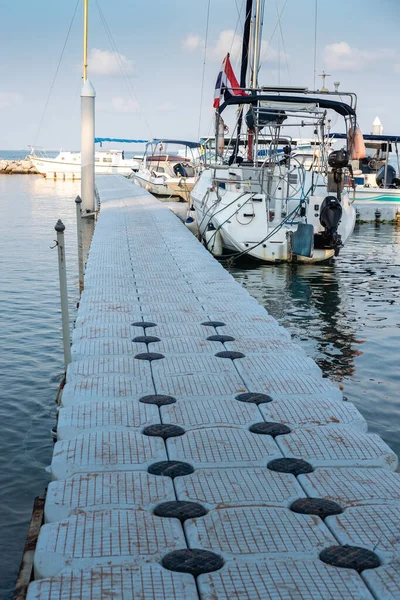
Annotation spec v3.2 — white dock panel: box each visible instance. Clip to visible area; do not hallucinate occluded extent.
[160,397,261,429]
[167,428,281,468]
[185,506,336,559]
[50,431,167,479]
[298,468,400,507]
[198,559,374,600]
[174,468,305,508]
[56,400,160,440]
[45,472,175,522]
[34,510,186,578]
[276,427,398,470]
[326,505,400,562]
[61,373,154,406]
[259,396,368,431]
[27,566,198,600]
[235,353,322,376]
[363,565,400,600]
[241,372,343,401]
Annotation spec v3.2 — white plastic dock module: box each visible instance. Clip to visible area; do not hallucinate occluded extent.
[27,176,400,600]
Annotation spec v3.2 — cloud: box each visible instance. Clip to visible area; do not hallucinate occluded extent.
[111,96,139,112]
[182,29,282,64]
[157,102,176,112]
[323,42,396,72]
[182,34,202,52]
[88,48,134,76]
[0,92,22,109]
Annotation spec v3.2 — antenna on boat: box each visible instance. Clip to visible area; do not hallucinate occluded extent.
[83,0,88,81]
[319,71,330,92]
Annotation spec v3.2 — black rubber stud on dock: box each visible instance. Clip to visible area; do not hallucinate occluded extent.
[162,549,224,576]
[207,335,235,342]
[132,321,157,329]
[267,458,314,476]
[154,501,208,522]
[215,351,245,359]
[132,335,161,344]
[236,392,273,405]
[290,498,343,518]
[143,424,185,439]
[139,395,176,406]
[134,352,165,361]
[148,461,194,478]
[319,545,381,572]
[249,422,291,437]
[201,321,226,327]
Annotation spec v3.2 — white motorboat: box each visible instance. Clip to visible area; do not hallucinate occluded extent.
[331,133,400,221]
[29,143,143,180]
[131,139,200,202]
[191,0,356,263]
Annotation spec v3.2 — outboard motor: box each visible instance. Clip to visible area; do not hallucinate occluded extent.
[327,149,350,201]
[315,196,343,255]
[376,164,399,188]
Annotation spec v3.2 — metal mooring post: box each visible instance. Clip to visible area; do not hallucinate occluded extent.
[55,220,71,368]
[75,195,84,293]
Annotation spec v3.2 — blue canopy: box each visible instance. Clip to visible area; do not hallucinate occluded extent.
[95,138,148,145]
[331,134,400,143]
[147,139,201,149]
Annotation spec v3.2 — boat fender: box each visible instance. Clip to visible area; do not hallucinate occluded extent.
[348,127,366,160]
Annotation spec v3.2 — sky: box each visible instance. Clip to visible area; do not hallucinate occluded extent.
[0,0,399,150]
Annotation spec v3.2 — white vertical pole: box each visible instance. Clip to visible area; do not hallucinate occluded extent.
[81,79,96,213]
[75,195,84,293]
[55,220,71,368]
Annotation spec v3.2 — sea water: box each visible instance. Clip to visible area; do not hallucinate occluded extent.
[0,175,399,597]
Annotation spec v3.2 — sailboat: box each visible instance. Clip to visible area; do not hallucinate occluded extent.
[191,0,357,263]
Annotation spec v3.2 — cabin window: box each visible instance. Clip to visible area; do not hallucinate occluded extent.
[95,158,100,162]
[103,158,112,163]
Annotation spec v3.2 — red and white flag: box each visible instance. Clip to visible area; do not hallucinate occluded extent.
[213,54,247,109]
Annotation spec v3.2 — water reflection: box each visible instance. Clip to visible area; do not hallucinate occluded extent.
[228,224,400,455]
[229,260,361,382]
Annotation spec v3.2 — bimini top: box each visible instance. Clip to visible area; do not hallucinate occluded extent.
[219,94,356,118]
[95,138,148,144]
[331,133,400,143]
[147,139,201,149]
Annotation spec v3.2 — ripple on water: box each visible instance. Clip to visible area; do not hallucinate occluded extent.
[0,176,79,599]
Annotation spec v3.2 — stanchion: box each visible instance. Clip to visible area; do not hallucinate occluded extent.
[54,220,71,368]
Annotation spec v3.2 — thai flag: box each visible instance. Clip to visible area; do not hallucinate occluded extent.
[213,54,247,109]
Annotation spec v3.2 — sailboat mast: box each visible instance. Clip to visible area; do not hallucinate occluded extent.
[83,0,88,81]
[240,0,253,88]
[251,0,262,88]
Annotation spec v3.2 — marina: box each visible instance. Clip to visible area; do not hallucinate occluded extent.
[1,174,397,599]
[1,0,400,598]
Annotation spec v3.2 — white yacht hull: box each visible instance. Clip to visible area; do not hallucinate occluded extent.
[192,167,355,264]
[133,171,196,201]
[30,155,139,179]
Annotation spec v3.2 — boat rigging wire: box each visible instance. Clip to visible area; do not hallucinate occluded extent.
[34,0,80,146]
[275,0,291,84]
[94,0,153,138]
[197,0,211,141]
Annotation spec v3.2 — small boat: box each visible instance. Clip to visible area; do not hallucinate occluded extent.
[131,139,200,202]
[29,138,145,179]
[191,0,357,263]
[331,132,400,222]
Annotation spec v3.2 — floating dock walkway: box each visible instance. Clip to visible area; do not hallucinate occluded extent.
[26,176,399,599]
